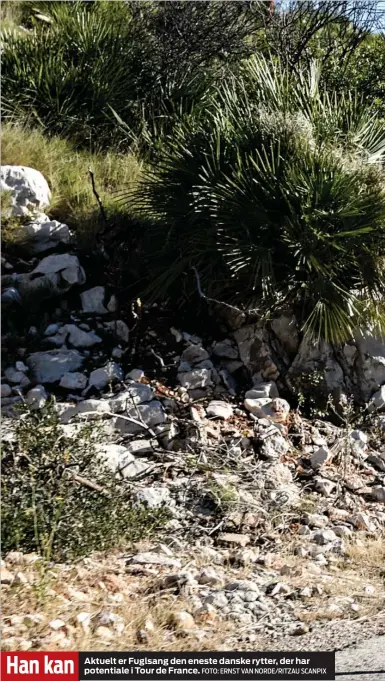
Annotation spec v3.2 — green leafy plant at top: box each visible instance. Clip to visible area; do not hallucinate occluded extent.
[1,402,170,562]
[129,56,385,344]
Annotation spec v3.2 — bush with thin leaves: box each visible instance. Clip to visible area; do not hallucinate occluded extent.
[1,403,170,562]
[1,1,148,148]
[130,57,385,343]
[1,0,265,152]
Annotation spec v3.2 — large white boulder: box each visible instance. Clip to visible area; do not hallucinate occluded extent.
[1,166,51,216]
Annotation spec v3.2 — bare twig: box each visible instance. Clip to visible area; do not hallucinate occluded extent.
[74,410,158,438]
[89,167,108,226]
[192,266,245,315]
[150,348,166,369]
[67,471,109,496]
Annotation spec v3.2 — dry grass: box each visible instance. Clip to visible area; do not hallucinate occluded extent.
[0,0,27,33]
[273,533,385,625]
[3,537,384,652]
[1,123,142,247]
[344,536,385,571]
[2,550,232,652]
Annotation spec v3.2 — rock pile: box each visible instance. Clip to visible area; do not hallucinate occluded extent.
[2,166,385,651]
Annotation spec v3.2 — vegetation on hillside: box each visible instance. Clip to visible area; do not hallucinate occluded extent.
[1,0,385,342]
[1,404,170,561]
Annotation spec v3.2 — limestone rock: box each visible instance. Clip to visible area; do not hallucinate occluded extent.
[367,453,385,472]
[110,384,154,409]
[246,382,279,399]
[4,367,28,385]
[129,553,181,568]
[114,401,165,434]
[270,314,300,356]
[310,446,331,469]
[89,362,123,390]
[178,368,212,390]
[370,486,385,503]
[350,430,368,447]
[32,253,85,282]
[64,324,102,348]
[170,611,196,632]
[104,320,129,343]
[98,444,151,479]
[12,254,86,300]
[212,340,239,359]
[44,324,60,336]
[370,385,385,412]
[245,397,290,423]
[314,477,336,496]
[288,337,346,395]
[1,384,12,398]
[126,369,145,382]
[197,568,223,587]
[16,214,71,254]
[260,432,290,460]
[80,287,107,314]
[233,323,279,382]
[27,350,83,383]
[26,385,47,409]
[348,512,377,531]
[206,400,233,420]
[312,529,337,545]
[126,440,155,455]
[181,345,209,365]
[59,399,111,423]
[1,166,51,216]
[59,372,88,390]
[217,533,250,547]
[355,332,385,398]
[135,487,171,508]
[1,568,14,584]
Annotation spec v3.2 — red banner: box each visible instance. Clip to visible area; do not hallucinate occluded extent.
[1,652,79,681]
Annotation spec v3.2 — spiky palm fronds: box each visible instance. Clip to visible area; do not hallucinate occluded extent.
[129,57,385,342]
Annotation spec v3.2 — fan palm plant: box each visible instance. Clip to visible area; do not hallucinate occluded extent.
[1,1,151,148]
[130,56,385,343]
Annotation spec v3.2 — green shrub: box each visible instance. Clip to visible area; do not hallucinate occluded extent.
[1,1,265,152]
[130,57,385,343]
[1,403,170,562]
[323,33,385,121]
[1,1,147,148]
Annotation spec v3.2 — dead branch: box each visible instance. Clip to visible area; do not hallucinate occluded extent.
[89,167,108,226]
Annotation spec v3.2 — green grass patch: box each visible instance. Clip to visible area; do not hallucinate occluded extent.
[1,123,142,247]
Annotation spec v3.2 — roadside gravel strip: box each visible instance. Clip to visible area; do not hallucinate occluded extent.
[335,636,385,681]
[263,636,385,680]
[237,613,385,680]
